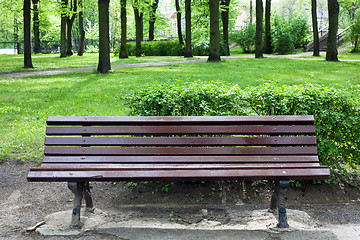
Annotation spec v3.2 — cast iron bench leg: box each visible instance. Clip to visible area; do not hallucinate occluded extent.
[276,180,290,228]
[68,182,85,229]
[84,182,95,212]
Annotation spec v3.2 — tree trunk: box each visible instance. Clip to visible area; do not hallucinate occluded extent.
[250,0,253,25]
[148,0,159,41]
[97,0,111,73]
[66,0,77,56]
[255,0,263,58]
[119,0,128,58]
[32,0,41,54]
[208,0,221,61]
[134,7,143,57]
[264,0,271,54]
[78,0,85,56]
[220,0,230,56]
[24,0,33,68]
[326,0,339,61]
[312,0,319,56]
[60,0,68,57]
[184,0,192,57]
[175,0,184,45]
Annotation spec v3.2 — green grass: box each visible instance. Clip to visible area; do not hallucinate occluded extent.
[0,53,195,74]
[1,57,360,162]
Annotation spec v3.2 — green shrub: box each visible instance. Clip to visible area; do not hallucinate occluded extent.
[271,14,293,54]
[230,24,256,53]
[121,82,360,183]
[121,81,245,116]
[289,15,309,48]
[271,14,309,54]
[243,83,360,183]
[114,40,184,56]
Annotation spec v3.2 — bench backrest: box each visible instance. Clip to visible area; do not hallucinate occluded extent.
[44,115,318,161]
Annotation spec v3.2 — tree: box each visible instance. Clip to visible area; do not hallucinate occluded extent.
[60,0,68,57]
[311,0,320,56]
[349,9,360,52]
[119,0,128,58]
[78,0,85,56]
[133,0,144,57]
[97,0,111,73]
[66,0,78,56]
[175,0,184,45]
[148,0,159,41]
[220,0,231,56]
[208,0,221,61]
[184,0,192,57]
[24,0,33,68]
[32,0,41,53]
[250,0,253,24]
[255,0,263,58]
[326,0,339,61]
[264,0,271,54]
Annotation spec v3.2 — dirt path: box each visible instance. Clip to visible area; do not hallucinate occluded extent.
[1,160,360,239]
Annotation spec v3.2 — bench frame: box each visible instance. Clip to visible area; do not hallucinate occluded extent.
[27,115,330,229]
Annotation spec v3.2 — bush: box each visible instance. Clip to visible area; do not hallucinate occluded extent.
[121,81,245,116]
[271,15,294,54]
[271,14,309,54]
[243,83,360,183]
[230,24,256,53]
[114,40,184,56]
[121,82,360,183]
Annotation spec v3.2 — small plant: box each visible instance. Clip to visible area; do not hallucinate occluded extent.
[169,211,182,222]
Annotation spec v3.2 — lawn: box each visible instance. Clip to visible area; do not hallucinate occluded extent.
[0,53,196,74]
[1,56,360,161]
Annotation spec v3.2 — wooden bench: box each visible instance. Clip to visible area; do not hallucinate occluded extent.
[27,115,330,229]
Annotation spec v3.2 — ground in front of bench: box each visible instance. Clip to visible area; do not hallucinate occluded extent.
[34,206,319,235]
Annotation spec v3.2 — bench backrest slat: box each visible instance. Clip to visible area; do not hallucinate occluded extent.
[47,115,315,125]
[45,136,317,146]
[46,125,316,135]
[42,155,320,164]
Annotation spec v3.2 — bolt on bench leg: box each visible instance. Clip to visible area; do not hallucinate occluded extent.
[68,182,96,229]
[270,180,290,228]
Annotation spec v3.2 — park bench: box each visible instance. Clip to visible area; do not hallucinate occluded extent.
[27,115,330,229]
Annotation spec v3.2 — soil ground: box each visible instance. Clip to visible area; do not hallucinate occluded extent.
[1,160,360,239]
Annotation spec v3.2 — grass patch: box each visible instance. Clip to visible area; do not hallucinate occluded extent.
[1,57,360,161]
[0,53,195,74]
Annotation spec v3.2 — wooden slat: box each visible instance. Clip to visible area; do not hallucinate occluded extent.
[44,146,318,156]
[45,136,317,146]
[46,125,316,135]
[27,167,330,182]
[42,155,320,164]
[34,163,322,171]
[47,115,315,126]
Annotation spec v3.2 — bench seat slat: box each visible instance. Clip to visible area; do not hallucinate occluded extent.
[46,125,316,135]
[33,163,322,171]
[42,155,320,164]
[44,146,318,156]
[45,136,317,146]
[27,167,330,182]
[47,115,315,126]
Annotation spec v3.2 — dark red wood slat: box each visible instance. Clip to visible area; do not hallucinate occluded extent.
[27,167,330,182]
[47,115,315,126]
[42,155,320,164]
[45,136,317,146]
[46,125,317,135]
[34,163,322,171]
[44,146,318,156]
